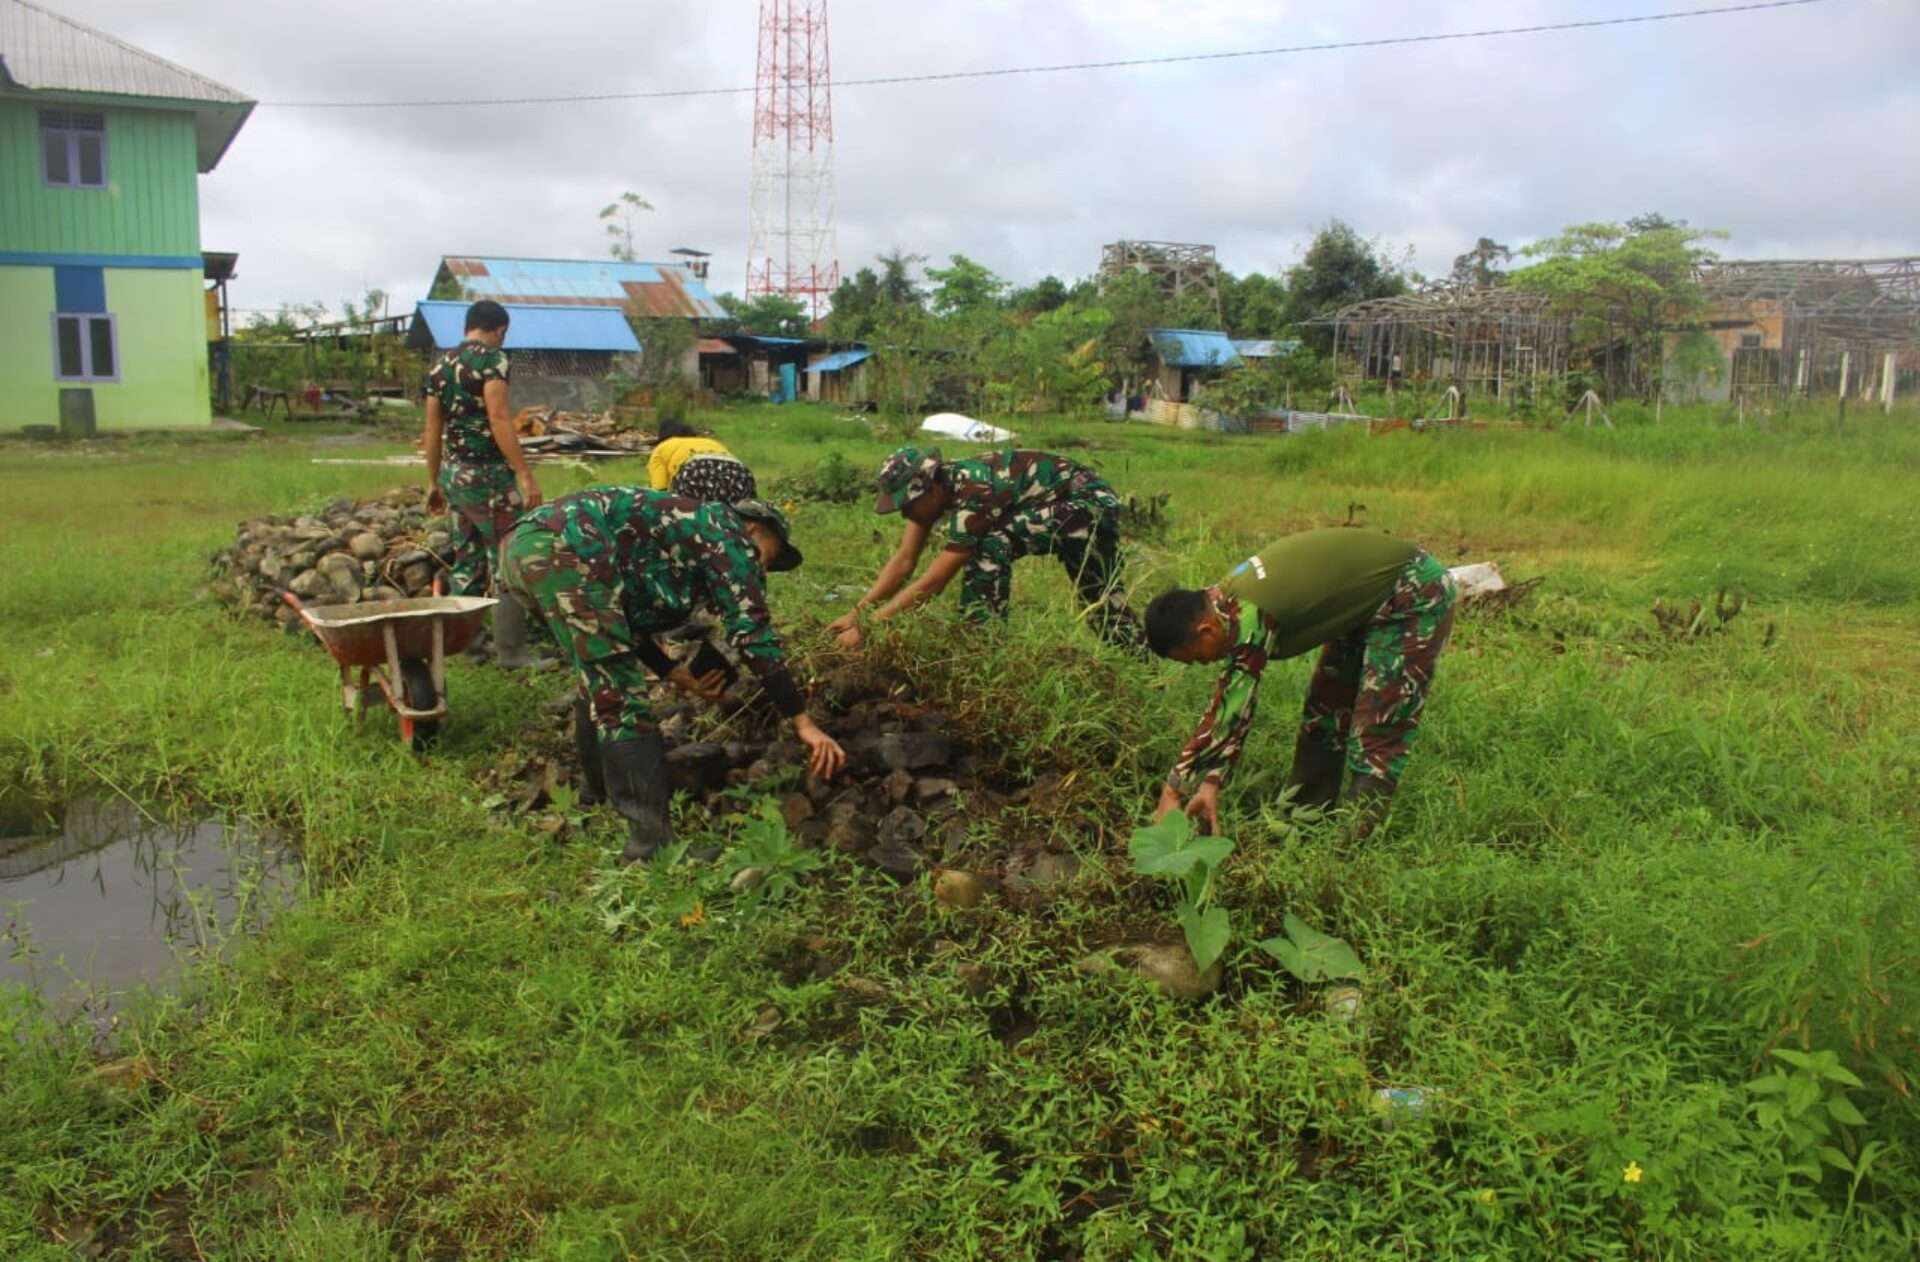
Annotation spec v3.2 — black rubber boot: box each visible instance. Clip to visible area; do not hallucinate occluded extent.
[573,698,606,807]
[1285,735,1346,812]
[603,731,674,865]
[1343,774,1397,843]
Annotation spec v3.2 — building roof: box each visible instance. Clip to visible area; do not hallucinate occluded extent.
[1150,328,1241,368]
[1232,338,1300,359]
[809,348,872,373]
[0,0,254,171]
[407,301,642,353]
[434,256,727,320]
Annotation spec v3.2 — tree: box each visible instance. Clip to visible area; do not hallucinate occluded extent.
[1449,238,1511,289]
[1010,275,1069,315]
[825,251,928,341]
[599,191,654,262]
[926,254,1006,318]
[1092,269,1170,398]
[1220,271,1289,338]
[1283,220,1411,349]
[1509,220,1725,402]
[875,249,927,308]
[1625,212,1689,236]
[718,292,811,338]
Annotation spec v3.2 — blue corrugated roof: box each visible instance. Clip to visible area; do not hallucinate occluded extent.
[1150,328,1240,368]
[411,301,641,352]
[436,255,729,319]
[810,348,872,373]
[1232,338,1302,359]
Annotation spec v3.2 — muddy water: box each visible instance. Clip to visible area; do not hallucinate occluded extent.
[0,795,298,1017]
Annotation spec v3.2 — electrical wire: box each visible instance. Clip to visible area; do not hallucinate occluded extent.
[263,0,1830,109]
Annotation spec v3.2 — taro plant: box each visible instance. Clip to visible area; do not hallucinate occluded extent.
[1257,913,1365,984]
[724,798,823,905]
[1128,811,1234,971]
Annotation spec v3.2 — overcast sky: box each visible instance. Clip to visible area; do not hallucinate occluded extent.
[46,0,1920,318]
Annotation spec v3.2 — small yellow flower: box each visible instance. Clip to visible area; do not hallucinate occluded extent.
[678,902,707,928]
[1476,1188,1496,1205]
[1623,1161,1644,1184]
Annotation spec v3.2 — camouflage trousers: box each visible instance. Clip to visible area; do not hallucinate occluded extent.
[959,496,1142,647]
[498,525,654,745]
[1299,550,1457,787]
[439,461,522,597]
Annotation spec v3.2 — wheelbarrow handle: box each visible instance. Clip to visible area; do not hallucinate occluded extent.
[280,588,325,634]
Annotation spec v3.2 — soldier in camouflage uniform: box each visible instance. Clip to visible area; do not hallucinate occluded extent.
[1144,528,1458,841]
[826,446,1142,649]
[422,299,546,667]
[500,488,845,863]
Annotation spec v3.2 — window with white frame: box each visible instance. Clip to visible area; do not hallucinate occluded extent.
[40,110,107,188]
[53,314,118,382]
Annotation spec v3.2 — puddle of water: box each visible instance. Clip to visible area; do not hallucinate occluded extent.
[0,795,299,1020]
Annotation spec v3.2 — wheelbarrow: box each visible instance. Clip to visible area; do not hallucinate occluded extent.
[282,591,496,749]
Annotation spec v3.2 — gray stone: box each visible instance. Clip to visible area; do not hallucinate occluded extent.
[1120,944,1223,1000]
[779,792,815,830]
[317,552,363,601]
[876,806,927,847]
[825,801,869,853]
[884,768,915,804]
[349,532,385,561]
[1010,850,1082,891]
[287,568,328,598]
[913,777,959,805]
[730,866,769,894]
[879,731,951,771]
[866,838,929,879]
[954,962,993,997]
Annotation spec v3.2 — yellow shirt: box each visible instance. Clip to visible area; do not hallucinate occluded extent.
[647,436,732,490]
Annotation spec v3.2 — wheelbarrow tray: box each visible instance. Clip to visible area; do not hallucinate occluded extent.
[297,596,496,667]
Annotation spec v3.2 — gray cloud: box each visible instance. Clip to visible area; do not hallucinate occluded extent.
[46,0,1920,315]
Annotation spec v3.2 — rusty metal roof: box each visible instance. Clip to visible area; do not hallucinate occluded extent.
[0,0,254,170]
[434,256,727,320]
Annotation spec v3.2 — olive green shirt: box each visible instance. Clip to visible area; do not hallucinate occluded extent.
[1219,529,1418,661]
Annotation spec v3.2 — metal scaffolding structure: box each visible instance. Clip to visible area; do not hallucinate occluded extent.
[1098,240,1221,314]
[1315,258,1920,406]
[746,0,839,318]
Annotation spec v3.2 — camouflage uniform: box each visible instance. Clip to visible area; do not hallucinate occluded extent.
[498,487,806,744]
[1168,549,1457,792]
[426,341,518,596]
[876,446,1141,646]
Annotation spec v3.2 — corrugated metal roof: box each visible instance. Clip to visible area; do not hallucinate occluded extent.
[1150,328,1241,368]
[409,301,641,353]
[809,349,872,373]
[0,0,254,171]
[435,256,728,320]
[1232,339,1302,359]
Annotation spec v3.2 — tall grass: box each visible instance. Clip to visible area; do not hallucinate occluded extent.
[1,410,1916,1259]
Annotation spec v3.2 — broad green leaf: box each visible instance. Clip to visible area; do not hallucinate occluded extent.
[1753,1101,1783,1129]
[1256,913,1366,983]
[1744,1075,1789,1095]
[1129,814,1235,878]
[1181,905,1231,972]
[1827,1095,1868,1128]
[1818,1063,1866,1089]
[1818,1145,1855,1173]
[1785,1075,1821,1118]
[1771,1048,1815,1070]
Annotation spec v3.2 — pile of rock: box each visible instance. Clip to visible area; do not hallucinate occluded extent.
[207,489,451,631]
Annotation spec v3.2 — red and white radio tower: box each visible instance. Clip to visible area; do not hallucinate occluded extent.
[746,0,838,318]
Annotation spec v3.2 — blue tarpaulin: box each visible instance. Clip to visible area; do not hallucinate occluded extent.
[809,348,872,373]
[410,301,641,352]
[1150,328,1241,368]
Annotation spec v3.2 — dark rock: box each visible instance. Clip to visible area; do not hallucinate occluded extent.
[825,801,869,853]
[1008,850,1082,892]
[723,741,761,768]
[867,839,929,880]
[666,742,729,793]
[349,531,385,561]
[879,731,951,771]
[779,792,815,830]
[876,806,926,847]
[884,768,915,804]
[954,962,993,997]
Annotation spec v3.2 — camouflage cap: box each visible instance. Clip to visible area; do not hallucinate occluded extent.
[730,499,803,573]
[873,446,944,514]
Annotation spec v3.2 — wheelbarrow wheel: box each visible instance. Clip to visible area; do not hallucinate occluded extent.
[397,657,441,751]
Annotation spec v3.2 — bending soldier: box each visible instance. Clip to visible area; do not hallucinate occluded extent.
[1146,529,1458,841]
[501,489,845,863]
[827,446,1141,649]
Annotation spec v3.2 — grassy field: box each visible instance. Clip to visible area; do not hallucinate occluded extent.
[2,403,1918,1259]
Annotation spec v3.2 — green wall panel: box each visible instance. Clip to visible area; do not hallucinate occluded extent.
[0,98,201,257]
[0,265,209,430]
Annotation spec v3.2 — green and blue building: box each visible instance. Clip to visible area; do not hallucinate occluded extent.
[1,0,252,430]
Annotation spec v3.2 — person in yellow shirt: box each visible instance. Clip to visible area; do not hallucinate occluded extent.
[647,418,758,502]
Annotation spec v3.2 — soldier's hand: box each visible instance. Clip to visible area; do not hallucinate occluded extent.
[793,715,846,780]
[833,624,864,651]
[1184,782,1221,836]
[825,612,857,636]
[669,664,728,701]
[517,470,544,510]
[425,485,447,515]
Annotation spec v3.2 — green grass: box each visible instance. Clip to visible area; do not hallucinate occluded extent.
[2,405,1918,1259]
